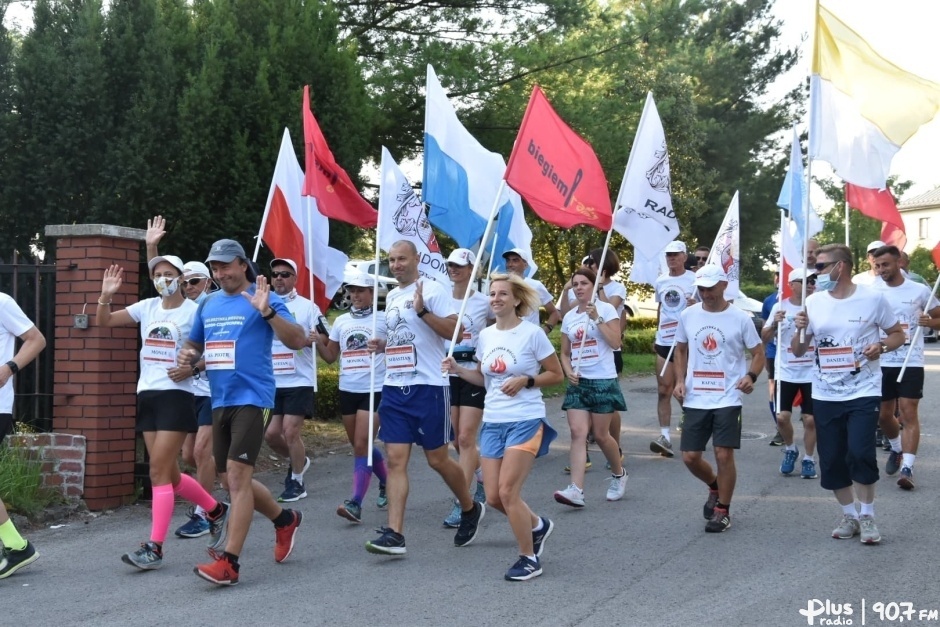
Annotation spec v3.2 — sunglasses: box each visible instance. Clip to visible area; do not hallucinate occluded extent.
[814,261,839,272]
[792,279,817,285]
[271,271,295,279]
[665,252,682,257]
[184,277,206,286]
[446,263,468,269]
[694,256,708,262]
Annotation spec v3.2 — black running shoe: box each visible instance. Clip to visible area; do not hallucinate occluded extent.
[705,508,731,533]
[454,502,485,547]
[703,490,719,520]
[0,540,39,579]
[365,527,406,555]
[532,517,554,558]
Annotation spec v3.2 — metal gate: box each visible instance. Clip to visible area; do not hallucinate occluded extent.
[0,251,55,432]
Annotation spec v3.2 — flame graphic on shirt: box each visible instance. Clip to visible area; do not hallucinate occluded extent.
[702,333,718,351]
[575,326,585,341]
[489,356,507,374]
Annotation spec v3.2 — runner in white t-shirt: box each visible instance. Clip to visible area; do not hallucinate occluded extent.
[762,268,818,479]
[322,273,389,523]
[792,244,904,545]
[871,245,940,490]
[502,248,560,332]
[443,272,563,581]
[263,258,328,503]
[554,268,627,508]
[673,265,764,534]
[365,240,483,556]
[0,291,46,580]
[851,240,886,286]
[651,240,697,458]
[441,248,493,527]
[98,252,228,571]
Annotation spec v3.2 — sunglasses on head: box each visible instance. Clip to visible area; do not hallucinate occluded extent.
[271,271,294,279]
[184,277,206,286]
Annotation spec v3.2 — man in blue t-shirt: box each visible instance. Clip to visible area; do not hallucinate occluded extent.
[180,239,307,586]
[762,271,783,446]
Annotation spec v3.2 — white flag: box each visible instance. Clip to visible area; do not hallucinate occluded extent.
[613,92,680,259]
[378,147,449,284]
[628,247,668,286]
[706,191,741,300]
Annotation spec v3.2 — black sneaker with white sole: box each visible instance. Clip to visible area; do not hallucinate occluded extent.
[454,502,485,547]
[505,555,542,581]
[365,527,406,556]
[532,517,554,558]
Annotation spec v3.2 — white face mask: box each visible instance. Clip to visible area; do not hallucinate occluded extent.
[814,262,840,292]
[154,276,180,298]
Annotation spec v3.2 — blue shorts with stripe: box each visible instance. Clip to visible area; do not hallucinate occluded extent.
[379,384,453,449]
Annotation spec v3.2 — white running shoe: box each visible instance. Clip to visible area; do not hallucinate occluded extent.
[553,484,585,508]
[606,471,628,501]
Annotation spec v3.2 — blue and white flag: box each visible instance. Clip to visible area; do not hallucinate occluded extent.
[777,126,823,238]
[423,64,535,275]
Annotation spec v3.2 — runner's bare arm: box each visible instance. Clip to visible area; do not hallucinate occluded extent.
[790,310,812,357]
[672,341,688,402]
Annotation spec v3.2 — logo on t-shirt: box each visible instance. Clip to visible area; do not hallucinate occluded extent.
[662,288,683,311]
[345,332,369,351]
[489,356,507,374]
[693,326,724,359]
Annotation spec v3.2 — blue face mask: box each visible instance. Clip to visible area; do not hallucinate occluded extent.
[194,291,209,304]
[815,262,841,291]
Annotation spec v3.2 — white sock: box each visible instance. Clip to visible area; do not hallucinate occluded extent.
[532,518,544,532]
[291,472,304,483]
[660,427,670,441]
[859,502,874,517]
[524,554,537,562]
[194,505,206,517]
[803,455,814,462]
[889,436,902,453]
[842,503,859,519]
[902,453,915,469]
[785,444,797,452]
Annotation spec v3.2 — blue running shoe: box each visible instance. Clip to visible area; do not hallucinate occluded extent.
[376,484,388,509]
[886,450,902,476]
[897,467,914,490]
[532,517,554,558]
[175,507,210,538]
[473,482,486,504]
[207,502,230,552]
[505,555,542,581]
[443,500,462,528]
[121,542,163,570]
[780,447,799,475]
[801,459,817,479]
[365,527,406,556]
[278,478,308,503]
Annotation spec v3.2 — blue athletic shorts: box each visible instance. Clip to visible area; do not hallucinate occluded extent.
[379,385,452,449]
[480,418,557,459]
[195,395,213,428]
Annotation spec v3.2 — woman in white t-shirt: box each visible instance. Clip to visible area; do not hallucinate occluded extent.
[554,268,628,508]
[97,254,227,571]
[443,273,563,582]
[321,274,390,524]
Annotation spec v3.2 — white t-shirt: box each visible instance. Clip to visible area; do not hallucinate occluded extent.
[654,271,696,346]
[477,321,556,424]
[851,271,882,286]
[523,278,553,325]
[271,291,318,389]
[561,301,619,380]
[566,281,627,321]
[874,278,939,368]
[126,297,198,394]
[0,293,36,414]
[675,303,762,409]
[763,299,814,383]
[329,310,387,393]
[803,286,898,401]
[446,291,492,371]
[384,280,456,387]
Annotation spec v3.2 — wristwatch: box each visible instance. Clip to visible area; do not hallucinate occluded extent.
[262,308,277,321]
[526,376,535,389]
[5,360,18,375]
[192,365,201,380]
[879,342,888,354]
[417,307,429,318]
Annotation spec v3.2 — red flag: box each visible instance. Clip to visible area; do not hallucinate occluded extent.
[505,86,612,230]
[880,220,907,251]
[932,241,940,269]
[845,183,906,244]
[302,86,378,228]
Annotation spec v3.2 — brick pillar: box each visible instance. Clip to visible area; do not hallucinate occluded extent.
[45,224,146,510]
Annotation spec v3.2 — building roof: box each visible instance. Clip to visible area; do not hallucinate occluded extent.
[899,187,940,212]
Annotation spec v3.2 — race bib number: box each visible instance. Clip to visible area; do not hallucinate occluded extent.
[341,349,371,374]
[692,370,725,393]
[784,346,815,366]
[817,346,856,372]
[572,339,599,365]
[659,320,678,341]
[141,338,176,365]
[205,340,235,370]
[273,352,296,375]
[386,345,417,373]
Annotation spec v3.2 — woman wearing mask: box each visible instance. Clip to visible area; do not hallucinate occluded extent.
[97,254,228,570]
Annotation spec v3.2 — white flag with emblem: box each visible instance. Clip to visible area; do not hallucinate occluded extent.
[706,191,741,299]
[378,147,449,283]
[613,92,680,259]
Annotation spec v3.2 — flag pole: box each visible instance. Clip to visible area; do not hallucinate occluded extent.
[844,199,850,246]
[573,225,614,376]
[774,209,786,415]
[896,272,940,382]
[306,197,319,393]
[445,179,506,362]
[486,211,500,279]
[366,196,383,468]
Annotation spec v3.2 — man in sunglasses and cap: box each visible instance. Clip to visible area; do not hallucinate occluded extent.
[179,239,307,585]
[263,257,328,503]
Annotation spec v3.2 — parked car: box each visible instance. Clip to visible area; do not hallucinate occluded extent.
[332,259,398,310]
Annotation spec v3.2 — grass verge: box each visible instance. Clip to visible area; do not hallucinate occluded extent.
[0,445,61,517]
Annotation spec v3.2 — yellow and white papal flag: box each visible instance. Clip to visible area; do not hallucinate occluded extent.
[809,4,940,190]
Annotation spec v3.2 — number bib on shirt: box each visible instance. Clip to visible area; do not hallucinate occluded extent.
[659,321,678,343]
[817,346,856,372]
[205,340,236,370]
[386,345,417,374]
[692,370,726,393]
[141,338,176,365]
[571,339,599,365]
[784,345,815,366]
[272,351,296,375]
[341,349,372,374]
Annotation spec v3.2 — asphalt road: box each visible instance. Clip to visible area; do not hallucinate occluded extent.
[6,347,940,626]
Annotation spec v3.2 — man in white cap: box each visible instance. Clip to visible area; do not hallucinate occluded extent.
[852,240,886,286]
[650,240,696,457]
[263,257,328,503]
[762,268,818,478]
[673,264,764,533]
[502,248,560,333]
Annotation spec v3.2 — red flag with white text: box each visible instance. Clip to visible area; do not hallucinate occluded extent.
[262,128,347,312]
[505,86,612,230]
[302,86,378,228]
